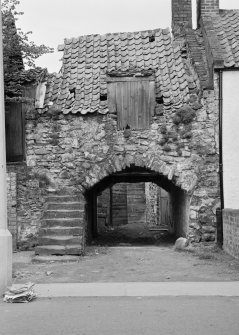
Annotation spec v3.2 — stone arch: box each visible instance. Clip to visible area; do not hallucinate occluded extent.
[82,154,197,244]
[81,153,198,194]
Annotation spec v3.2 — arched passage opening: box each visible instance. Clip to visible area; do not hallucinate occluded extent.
[85,166,190,246]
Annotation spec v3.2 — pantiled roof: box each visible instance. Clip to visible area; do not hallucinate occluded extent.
[38,28,197,115]
[202,10,239,68]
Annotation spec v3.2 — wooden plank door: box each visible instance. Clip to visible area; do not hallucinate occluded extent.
[107,76,155,130]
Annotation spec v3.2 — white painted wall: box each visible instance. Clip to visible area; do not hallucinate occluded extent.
[0,1,12,294]
[223,71,239,209]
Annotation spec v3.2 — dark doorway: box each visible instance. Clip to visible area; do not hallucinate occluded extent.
[96,182,172,245]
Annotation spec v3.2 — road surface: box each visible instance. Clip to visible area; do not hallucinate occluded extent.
[1,296,239,335]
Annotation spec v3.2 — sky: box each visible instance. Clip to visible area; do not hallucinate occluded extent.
[15,0,239,73]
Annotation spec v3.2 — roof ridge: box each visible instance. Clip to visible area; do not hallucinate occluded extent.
[58,27,171,49]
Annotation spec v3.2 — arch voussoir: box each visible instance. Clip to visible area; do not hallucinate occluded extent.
[81,153,192,194]
[181,172,198,193]
[134,156,146,168]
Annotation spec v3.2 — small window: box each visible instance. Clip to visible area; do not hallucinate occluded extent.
[149,35,155,43]
[100,93,107,101]
[107,76,155,130]
[69,87,76,98]
[5,102,25,162]
[156,96,164,104]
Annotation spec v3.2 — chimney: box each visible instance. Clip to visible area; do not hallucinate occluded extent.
[197,0,219,25]
[171,0,192,32]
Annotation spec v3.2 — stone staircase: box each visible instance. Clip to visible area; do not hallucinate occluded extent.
[35,194,84,256]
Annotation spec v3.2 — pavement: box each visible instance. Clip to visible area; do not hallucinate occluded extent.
[11,281,239,297]
[10,247,239,297]
[12,245,239,283]
[4,249,239,334]
[1,296,239,335]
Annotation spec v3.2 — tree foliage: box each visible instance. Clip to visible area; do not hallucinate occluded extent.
[2,0,53,100]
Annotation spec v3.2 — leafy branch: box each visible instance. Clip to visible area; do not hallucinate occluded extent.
[2,0,53,100]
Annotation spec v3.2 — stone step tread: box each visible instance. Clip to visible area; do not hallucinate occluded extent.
[32,255,80,263]
[38,236,82,245]
[35,244,82,256]
[43,219,82,225]
[44,211,84,219]
[43,222,81,225]
[44,217,83,220]
[39,227,82,236]
[47,194,79,197]
[35,245,82,250]
[40,226,81,230]
[46,196,80,200]
[40,235,81,240]
[42,226,82,230]
[46,209,84,212]
[46,201,81,205]
[38,237,82,246]
[44,218,81,221]
[48,202,80,205]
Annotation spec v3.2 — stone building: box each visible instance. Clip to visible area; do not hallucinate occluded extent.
[195,1,239,259]
[8,0,234,255]
[173,0,239,258]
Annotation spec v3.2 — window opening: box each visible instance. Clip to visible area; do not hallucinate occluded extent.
[156,96,164,104]
[69,87,76,98]
[100,93,107,101]
[149,35,155,42]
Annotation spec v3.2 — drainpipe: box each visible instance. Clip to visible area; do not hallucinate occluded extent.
[217,70,224,248]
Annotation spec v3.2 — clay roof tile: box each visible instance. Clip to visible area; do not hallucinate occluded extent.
[41,27,192,114]
[202,10,239,69]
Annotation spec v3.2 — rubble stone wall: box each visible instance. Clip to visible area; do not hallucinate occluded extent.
[7,164,48,250]
[223,209,239,259]
[7,171,17,250]
[145,183,161,227]
[8,72,220,248]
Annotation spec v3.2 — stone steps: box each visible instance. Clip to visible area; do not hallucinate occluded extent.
[44,209,84,219]
[35,244,82,256]
[46,195,80,203]
[39,226,83,236]
[42,218,82,227]
[36,192,84,256]
[48,202,83,211]
[32,255,80,263]
[38,235,82,246]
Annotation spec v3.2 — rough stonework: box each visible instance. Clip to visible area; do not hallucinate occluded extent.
[6,7,223,251]
[7,172,17,250]
[223,209,239,259]
[7,164,48,250]
[145,183,172,229]
[11,67,220,249]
